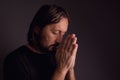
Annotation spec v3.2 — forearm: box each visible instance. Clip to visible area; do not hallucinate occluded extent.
[65,68,76,80]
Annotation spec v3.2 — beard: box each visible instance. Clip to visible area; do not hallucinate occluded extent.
[37,41,59,54]
[33,33,59,54]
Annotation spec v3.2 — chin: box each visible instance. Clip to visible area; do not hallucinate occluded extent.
[48,46,57,53]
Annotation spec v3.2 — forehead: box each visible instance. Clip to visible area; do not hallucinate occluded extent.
[45,18,68,32]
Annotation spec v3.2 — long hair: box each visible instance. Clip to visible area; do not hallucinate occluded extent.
[27,4,69,44]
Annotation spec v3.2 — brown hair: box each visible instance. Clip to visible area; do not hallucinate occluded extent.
[27,4,69,43]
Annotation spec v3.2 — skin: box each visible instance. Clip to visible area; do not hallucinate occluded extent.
[38,18,69,53]
[27,18,78,80]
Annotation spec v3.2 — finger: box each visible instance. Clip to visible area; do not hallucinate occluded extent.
[71,43,78,57]
[61,34,70,49]
[66,34,76,51]
[69,37,77,53]
[73,36,77,44]
[72,44,78,66]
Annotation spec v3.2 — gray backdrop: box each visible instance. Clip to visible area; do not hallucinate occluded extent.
[0,0,119,80]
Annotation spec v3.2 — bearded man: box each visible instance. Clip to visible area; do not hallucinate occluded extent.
[4,4,78,80]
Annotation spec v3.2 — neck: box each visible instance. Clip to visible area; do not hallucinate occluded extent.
[26,43,42,54]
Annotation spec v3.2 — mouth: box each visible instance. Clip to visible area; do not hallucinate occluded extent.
[50,43,59,52]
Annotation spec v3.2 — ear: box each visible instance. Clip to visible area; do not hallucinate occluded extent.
[32,26,41,42]
[33,26,41,35]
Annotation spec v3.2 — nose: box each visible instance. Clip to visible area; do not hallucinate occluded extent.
[56,35,63,43]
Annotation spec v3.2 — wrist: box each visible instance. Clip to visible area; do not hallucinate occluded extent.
[55,67,68,75]
[66,68,76,80]
[51,68,68,80]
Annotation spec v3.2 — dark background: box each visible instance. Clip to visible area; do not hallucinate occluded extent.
[0,0,120,80]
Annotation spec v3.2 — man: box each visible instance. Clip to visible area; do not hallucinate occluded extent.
[4,4,78,80]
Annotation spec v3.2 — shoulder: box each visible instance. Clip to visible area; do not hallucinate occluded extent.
[3,46,32,80]
[4,45,28,64]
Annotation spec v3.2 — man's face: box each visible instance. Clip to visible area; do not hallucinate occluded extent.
[36,18,68,53]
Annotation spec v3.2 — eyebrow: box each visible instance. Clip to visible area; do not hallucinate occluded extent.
[50,25,67,33]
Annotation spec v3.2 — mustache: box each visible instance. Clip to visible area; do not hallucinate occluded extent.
[51,42,59,48]
[51,43,59,52]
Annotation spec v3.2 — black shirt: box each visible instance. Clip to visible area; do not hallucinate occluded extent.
[4,45,56,80]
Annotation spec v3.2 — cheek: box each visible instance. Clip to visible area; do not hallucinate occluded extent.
[48,35,57,45]
[41,33,57,46]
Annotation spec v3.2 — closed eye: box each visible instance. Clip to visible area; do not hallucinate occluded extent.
[52,31,59,35]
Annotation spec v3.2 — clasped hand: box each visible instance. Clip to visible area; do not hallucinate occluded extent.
[55,34,78,74]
